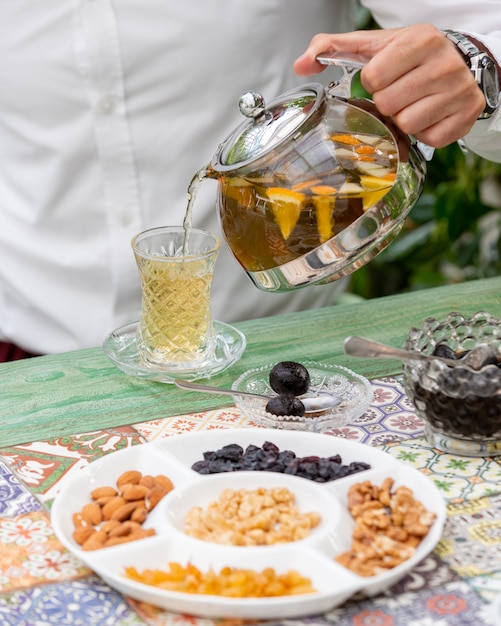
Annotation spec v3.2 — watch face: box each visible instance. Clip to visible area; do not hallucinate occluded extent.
[480,57,500,112]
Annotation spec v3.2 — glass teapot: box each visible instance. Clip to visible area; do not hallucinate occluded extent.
[206,54,428,292]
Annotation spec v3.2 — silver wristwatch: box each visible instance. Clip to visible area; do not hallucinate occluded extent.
[443,29,500,119]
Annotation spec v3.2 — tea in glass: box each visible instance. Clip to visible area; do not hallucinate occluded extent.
[132,226,220,369]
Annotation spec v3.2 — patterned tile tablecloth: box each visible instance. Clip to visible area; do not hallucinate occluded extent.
[0,377,500,626]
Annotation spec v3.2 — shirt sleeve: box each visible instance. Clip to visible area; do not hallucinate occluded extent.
[360,1,501,162]
[461,32,501,163]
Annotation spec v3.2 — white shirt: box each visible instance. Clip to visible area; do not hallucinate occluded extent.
[0,0,500,354]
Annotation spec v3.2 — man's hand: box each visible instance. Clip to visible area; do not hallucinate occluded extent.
[294,25,486,148]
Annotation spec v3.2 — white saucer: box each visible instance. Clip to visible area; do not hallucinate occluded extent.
[103,320,246,383]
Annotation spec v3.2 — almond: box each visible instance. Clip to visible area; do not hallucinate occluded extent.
[72,512,87,528]
[81,502,103,526]
[82,529,107,551]
[132,498,146,511]
[100,520,122,535]
[139,474,156,489]
[73,526,95,546]
[104,535,132,547]
[146,485,168,511]
[103,529,154,547]
[108,520,141,538]
[101,496,127,520]
[90,486,118,500]
[94,495,115,507]
[132,528,156,540]
[121,484,150,501]
[116,470,142,489]
[120,528,155,544]
[154,475,174,493]
[110,502,138,522]
[130,507,148,524]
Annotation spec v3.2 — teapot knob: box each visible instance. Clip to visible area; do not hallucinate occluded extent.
[239,92,266,118]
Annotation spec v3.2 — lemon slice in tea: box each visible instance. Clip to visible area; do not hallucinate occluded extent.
[310,185,337,243]
[266,187,305,240]
[359,175,395,211]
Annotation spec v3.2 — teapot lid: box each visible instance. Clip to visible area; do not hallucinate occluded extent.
[213,83,324,171]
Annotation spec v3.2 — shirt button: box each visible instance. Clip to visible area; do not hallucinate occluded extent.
[99,96,116,115]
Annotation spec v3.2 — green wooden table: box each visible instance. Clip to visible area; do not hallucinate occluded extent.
[1,276,500,447]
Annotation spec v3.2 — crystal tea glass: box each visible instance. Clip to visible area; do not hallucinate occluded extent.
[131,226,220,370]
[402,311,501,456]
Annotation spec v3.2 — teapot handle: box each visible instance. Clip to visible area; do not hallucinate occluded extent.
[317,51,436,162]
[316,51,367,99]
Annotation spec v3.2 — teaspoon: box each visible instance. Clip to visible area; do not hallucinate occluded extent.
[174,379,342,414]
[344,335,498,370]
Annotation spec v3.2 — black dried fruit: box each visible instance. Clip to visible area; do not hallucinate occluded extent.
[434,344,501,369]
[411,379,501,438]
[266,394,305,417]
[191,441,370,482]
[432,344,457,360]
[269,361,310,396]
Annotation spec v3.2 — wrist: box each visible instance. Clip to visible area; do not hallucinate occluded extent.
[443,29,500,119]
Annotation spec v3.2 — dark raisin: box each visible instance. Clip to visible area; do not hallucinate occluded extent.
[191,460,211,474]
[432,344,457,360]
[262,441,280,454]
[191,441,371,482]
[348,461,371,473]
[411,379,501,438]
[212,443,243,461]
[328,454,342,464]
[268,361,310,396]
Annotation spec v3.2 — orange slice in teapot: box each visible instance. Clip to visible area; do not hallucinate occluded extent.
[312,195,335,243]
[266,187,305,240]
[291,179,322,192]
[310,185,337,243]
[329,133,361,146]
[359,175,395,211]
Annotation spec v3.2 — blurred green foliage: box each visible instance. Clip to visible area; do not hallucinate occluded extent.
[348,144,501,299]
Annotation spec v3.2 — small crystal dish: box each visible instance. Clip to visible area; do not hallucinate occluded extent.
[231,360,372,432]
[402,311,501,457]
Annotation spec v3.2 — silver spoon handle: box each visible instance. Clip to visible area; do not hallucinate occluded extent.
[343,336,457,366]
[174,379,266,401]
[344,336,414,360]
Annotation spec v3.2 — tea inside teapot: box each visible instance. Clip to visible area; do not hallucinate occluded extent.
[216,127,397,272]
[185,66,426,292]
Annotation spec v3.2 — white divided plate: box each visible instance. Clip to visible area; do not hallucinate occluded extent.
[51,430,446,620]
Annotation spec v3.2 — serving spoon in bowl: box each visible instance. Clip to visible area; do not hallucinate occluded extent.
[174,379,342,414]
[343,336,499,370]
